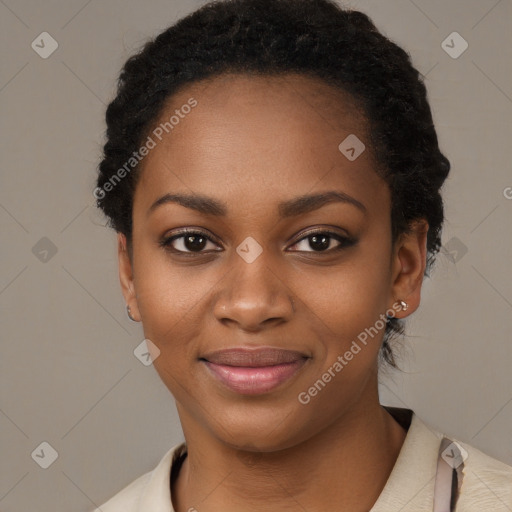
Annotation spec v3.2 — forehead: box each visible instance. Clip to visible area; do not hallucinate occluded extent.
[134,72,388,218]
[164,72,369,141]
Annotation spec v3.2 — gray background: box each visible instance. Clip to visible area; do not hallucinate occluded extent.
[1,0,511,510]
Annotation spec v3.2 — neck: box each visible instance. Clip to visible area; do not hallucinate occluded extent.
[172,376,407,512]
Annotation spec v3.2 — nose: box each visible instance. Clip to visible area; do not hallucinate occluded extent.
[213,254,295,332]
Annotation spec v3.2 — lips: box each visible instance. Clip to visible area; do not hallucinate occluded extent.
[201,347,307,367]
[200,347,309,395]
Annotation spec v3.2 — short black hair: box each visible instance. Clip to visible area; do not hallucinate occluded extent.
[95,0,450,369]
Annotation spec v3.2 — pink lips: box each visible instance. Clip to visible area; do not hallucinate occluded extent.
[201,347,308,395]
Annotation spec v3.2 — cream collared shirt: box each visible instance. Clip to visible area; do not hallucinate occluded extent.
[93,409,512,511]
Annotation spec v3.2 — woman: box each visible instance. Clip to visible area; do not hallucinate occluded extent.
[93,0,512,510]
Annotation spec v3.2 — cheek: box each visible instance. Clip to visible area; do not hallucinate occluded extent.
[291,237,393,395]
[135,262,203,401]
[292,260,390,417]
[297,247,391,339]
[131,244,221,389]
[133,238,211,328]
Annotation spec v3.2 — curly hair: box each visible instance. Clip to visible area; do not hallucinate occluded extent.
[95,0,450,370]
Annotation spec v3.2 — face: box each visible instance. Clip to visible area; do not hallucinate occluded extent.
[118,73,427,451]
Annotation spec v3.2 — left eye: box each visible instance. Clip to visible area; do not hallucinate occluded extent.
[288,231,352,253]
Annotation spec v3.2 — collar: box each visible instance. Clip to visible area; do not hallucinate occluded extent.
[371,407,444,511]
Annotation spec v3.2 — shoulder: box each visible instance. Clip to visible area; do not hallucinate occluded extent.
[454,438,512,511]
[91,471,152,512]
[90,442,185,512]
[375,408,511,512]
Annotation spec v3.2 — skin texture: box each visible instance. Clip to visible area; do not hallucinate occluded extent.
[118,73,428,512]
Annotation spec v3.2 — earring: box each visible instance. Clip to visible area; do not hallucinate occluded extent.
[126,305,138,322]
[399,300,408,311]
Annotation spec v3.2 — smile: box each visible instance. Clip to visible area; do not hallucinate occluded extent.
[200,347,309,395]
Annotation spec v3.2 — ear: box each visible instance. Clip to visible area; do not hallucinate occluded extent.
[389,219,429,319]
[118,232,141,322]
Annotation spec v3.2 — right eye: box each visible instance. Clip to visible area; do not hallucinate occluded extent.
[159,229,222,254]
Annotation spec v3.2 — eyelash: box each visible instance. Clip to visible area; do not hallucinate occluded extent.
[159,228,356,255]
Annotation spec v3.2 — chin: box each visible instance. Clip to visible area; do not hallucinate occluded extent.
[208,405,317,453]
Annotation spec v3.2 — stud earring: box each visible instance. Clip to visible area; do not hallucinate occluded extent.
[399,300,408,311]
[126,305,138,322]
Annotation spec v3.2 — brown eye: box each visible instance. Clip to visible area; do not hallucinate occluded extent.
[160,230,220,254]
[288,230,356,253]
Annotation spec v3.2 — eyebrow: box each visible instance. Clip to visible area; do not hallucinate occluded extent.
[147,190,367,218]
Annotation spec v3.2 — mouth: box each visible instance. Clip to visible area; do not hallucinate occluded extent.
[200,347,310,395]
